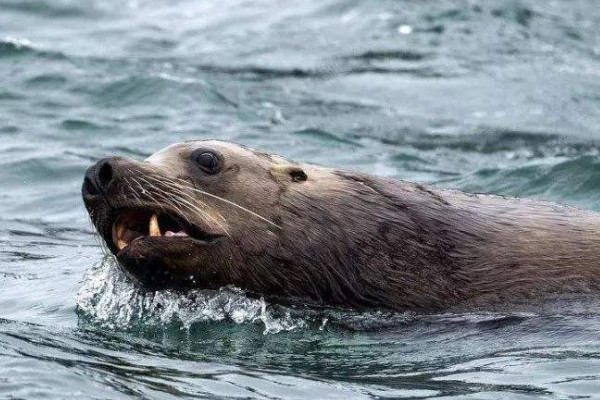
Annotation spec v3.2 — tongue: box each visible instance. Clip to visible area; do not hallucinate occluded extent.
[165,231,189,237]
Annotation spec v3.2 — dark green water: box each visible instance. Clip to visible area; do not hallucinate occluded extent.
[2,0,600,398]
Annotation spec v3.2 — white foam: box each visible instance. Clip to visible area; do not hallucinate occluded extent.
[1,36,35,48]
[76,257,306,334]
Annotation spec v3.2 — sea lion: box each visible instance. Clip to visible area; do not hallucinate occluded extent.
[81,140,600,311]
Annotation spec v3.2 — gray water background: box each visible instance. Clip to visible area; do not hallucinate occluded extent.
[1,0,600,398]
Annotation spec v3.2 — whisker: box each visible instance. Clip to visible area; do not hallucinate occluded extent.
[132,177,193,226]
[142,176,231,237]
[164,176,281,229]
[123,177,144,206]
[130,177,174,217]
[145,175,228,225]
[163,181,228,223]
[87,213,112,258]
[137,176,231,238]
[149,175,212,210]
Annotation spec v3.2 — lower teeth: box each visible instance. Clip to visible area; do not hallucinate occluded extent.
[165,231,188,237]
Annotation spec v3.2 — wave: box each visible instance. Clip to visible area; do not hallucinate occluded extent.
[89,74,239,109]
[0,37,66,60]
[440,154,600,211]
[0,37,36,57]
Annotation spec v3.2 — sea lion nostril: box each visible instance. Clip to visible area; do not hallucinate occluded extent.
[82,163,104,197]
[97,161,113,190]
[82,176,99,197]
[82,159,116,197]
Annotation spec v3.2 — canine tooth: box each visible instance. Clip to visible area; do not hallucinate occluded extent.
[117,238,127,250]
[113,222,127,250]
[149,214,161,237]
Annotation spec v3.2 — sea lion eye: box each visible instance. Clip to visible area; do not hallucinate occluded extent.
[290,169,307,182]
[192,150,222,174]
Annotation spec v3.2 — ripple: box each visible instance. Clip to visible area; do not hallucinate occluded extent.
[0,0,100,18]
[25,73,68,89]
[293,128,361,146]
[0,91,25,101]
[193,63,451,79]
[59,119,105,132]
[408,129,562,154]
[491,4,535,28]
[347,49,431,62]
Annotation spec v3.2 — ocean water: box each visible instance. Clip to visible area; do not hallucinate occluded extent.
[1,0,600,398]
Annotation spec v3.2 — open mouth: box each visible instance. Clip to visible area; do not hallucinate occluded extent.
[111,209,218,253]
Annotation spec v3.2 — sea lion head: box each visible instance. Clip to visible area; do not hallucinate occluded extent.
[82,140,313,293]
[82,139,456,310]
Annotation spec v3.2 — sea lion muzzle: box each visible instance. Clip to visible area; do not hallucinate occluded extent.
[82,153,228,290]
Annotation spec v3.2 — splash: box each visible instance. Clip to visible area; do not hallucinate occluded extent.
[76,257,306,334]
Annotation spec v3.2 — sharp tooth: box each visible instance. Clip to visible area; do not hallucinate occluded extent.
[113,222,127,250]
[117,237,127,250]
[149,214,161,237]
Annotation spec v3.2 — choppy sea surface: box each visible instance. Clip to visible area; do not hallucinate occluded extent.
[2,0,600,398]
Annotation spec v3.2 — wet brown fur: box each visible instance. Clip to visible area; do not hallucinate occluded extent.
[82,140,600,312]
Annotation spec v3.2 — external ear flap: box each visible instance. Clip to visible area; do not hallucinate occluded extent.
[270,164,308,184]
